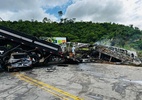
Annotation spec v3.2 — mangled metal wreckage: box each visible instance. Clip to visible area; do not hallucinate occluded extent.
[0,26,63,71]
[78,44,142,65]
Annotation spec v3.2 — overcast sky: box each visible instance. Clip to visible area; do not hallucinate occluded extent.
[0,0,142,29]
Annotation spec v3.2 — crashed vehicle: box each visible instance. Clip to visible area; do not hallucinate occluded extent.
[0,26,63,72]
[7,53,32,71]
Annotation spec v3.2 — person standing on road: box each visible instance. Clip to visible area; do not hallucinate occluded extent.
[72,46,76,56]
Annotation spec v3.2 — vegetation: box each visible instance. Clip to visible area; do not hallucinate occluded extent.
[0,19,142,52]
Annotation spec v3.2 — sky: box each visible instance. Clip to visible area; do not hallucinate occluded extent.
[0,0,142,29]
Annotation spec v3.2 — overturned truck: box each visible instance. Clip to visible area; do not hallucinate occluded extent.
[0,26,63,71]
[93,45,141,65]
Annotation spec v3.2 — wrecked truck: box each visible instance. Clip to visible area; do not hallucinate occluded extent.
[0,26,63,71]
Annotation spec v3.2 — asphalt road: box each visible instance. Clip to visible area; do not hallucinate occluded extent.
[0,63,142,100]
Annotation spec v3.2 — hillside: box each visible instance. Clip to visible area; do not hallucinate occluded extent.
[0,20,142,53]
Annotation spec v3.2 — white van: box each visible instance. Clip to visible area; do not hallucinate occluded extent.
[7,53,32,71]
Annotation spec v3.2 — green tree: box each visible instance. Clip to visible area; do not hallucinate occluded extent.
[58,11,63,17]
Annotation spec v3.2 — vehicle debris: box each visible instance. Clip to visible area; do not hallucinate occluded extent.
[46,66,56,72]
[0,26,141,72]
[67,43,142,66]
[0,26,63,71]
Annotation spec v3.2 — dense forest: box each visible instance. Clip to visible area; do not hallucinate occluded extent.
[0,20,142,53]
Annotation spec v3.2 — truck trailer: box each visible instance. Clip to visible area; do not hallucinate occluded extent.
[0,26,63,71]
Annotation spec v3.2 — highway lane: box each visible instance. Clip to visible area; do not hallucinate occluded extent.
[12,72,83,100]
[1,63,142,100]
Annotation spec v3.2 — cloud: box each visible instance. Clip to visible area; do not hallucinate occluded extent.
[65,0,123,22]
[0,0,142,29]
[0,0,40,12]
[121,0,142,27]
[2,9,57,22]
[40,0,69,8]
[65,0,142,29]
[0,0,65,21]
